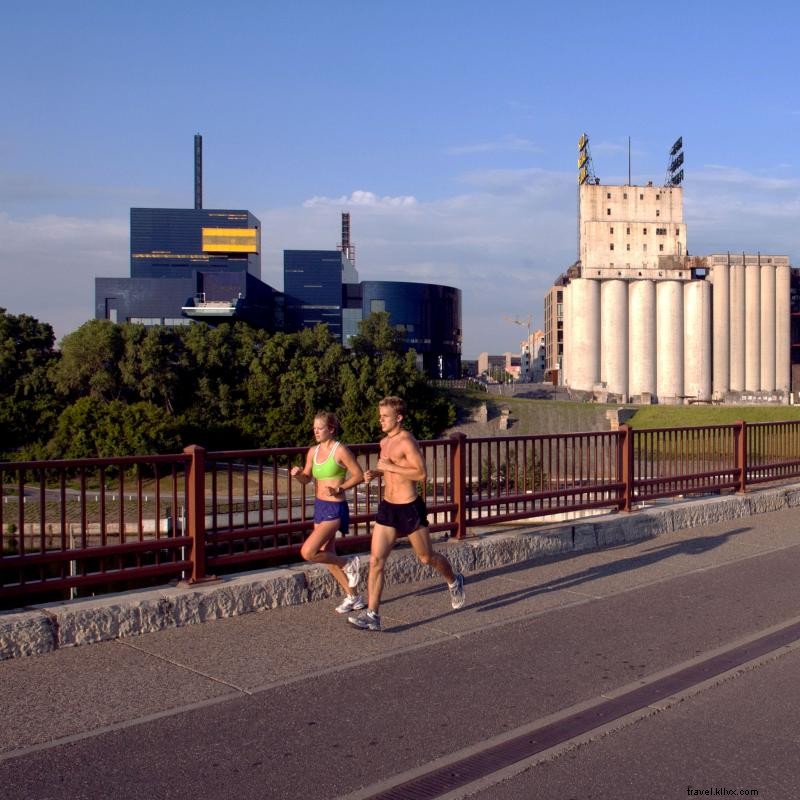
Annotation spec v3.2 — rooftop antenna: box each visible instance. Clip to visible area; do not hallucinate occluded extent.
[628,136,631,185]
[338,212,355,265]
[665,136,684,187]
[577,133,597,262]
[194,133,202,210]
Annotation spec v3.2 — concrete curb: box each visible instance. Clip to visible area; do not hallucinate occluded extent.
[3,484,799,661]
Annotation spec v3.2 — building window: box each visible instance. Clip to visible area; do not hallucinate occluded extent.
[626,227,630,235]
[656,209,660,217]
[643,244,647,252]
[610,226,614,234]
[659,244,664,252]
[370,299,386,313]
[676,229,680,236]
[656,193,661,200]
[626,244,631,251]
[607,208,611,215]
[656,228,667,235]
[607,192,611,199]
[643,228,648,235]
[639,193,644,200]
[610,243,614,251]
[623,192,628,199]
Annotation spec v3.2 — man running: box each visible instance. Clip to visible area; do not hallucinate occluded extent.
[348,396,465,631]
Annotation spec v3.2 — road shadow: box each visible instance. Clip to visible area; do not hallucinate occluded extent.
[381,525,753,633]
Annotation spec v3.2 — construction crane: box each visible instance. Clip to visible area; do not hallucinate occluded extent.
[503,314,533,382]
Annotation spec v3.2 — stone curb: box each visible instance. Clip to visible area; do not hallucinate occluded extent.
[2,484,799,661]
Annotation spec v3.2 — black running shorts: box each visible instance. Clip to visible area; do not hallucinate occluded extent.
[375,497,430,537]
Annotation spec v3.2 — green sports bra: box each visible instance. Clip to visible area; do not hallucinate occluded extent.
[312,441,347,480]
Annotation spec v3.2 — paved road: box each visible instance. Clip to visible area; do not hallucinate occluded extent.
[2,507,800,799]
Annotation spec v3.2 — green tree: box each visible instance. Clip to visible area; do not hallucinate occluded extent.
[337,313,455,443]
[119,324,185,413]
[0,309,61,452]
[46,397,181,459]
[52,319,125,402]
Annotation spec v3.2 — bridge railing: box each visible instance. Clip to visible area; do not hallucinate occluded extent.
[3,420,800,604]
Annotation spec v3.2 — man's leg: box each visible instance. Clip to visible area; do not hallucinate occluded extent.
[408,527,455,583]
[367,523,397,613]
[408,527,466,609]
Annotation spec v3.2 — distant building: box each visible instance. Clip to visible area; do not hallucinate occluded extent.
[556,134,792,403]
[95,136,279,330]
[283,215,462,379]
[95,138,463,378]
[544,284,564,384]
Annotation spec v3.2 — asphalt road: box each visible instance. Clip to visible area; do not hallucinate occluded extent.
[2,506,800,799]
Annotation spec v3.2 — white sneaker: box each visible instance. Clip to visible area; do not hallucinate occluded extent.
[335,594,366,614]
[343,556,361,589]
[449,573,466,609]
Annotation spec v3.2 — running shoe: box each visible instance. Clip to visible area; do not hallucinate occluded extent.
[343,555,361,589]
[449,573,466,609]
[348,609,381,631]
[335,594,366,614]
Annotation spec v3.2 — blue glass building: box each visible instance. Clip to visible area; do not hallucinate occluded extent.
[283,249,462,378]
[96,208,279,329]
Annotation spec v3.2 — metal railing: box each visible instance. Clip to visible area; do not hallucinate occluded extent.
[3,420,800,604]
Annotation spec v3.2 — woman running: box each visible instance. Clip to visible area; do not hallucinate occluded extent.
[290,411,365,613]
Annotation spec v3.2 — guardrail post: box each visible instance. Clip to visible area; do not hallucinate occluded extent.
[618,424,633,512]
[449,432,467,539]
[184,444,211,584]
[733,420,747,494]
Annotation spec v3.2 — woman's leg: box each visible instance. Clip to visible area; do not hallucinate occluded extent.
[301,519,351,594]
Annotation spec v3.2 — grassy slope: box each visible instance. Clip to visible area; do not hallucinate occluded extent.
[628,404,800,429]
[443,389,800,436]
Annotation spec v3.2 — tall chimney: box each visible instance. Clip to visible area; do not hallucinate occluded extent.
[341,212,351,258]
[194,134,202,210]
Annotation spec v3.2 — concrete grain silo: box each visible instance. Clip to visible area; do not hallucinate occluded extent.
[745,262,761,391]
[729,260,746,392]
[760,262,776,392]
[600,279,628,398]
[628,279,657,399]
[569,278,601,392]
[684,279,712,401]
[776,263,791,394]
[656,280,684,403]
[709,258,730,399]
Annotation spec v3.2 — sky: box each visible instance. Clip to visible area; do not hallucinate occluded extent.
[2,0,800,359]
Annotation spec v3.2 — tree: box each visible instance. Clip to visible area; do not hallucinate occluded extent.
[46,397,181,459]
[337,313,455,443]
[52,320,125,402]
[0,309,61,453]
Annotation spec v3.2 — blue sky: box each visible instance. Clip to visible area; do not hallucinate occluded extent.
[2,0,799,357]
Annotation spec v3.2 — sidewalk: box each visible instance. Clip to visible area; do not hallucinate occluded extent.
[2,487,800,799]
[3,483,799,661]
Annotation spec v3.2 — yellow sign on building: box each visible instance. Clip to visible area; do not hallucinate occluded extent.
[202,227,259,253]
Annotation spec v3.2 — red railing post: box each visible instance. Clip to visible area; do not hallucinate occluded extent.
[184,444,211,584]
[733,420,747,494]
[450,432,467,539]
[618,424,633,512]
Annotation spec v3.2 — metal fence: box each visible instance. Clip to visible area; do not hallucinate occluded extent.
[2,420,800,605]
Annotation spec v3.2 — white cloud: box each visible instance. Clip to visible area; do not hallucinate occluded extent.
[303,190,417,208]
[3,162,799,358]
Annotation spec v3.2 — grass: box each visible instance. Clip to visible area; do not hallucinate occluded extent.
[628,405,800,429]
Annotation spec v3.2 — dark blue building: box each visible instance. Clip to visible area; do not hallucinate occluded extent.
[283,250,359,342]
[96,207,279,329]
[282,248,462,378]
[359,281,462,378]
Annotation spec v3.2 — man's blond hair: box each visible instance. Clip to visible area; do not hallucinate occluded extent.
[379,396,406,417]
